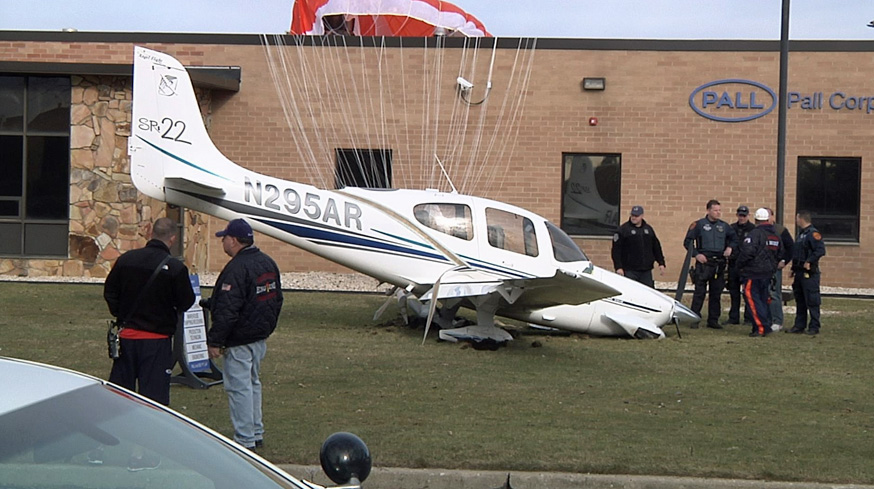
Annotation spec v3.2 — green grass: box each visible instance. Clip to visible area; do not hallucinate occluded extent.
[1,282,873,484]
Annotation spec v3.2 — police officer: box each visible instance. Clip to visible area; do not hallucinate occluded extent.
[726,205,755,325]
[684,199,738,329]
[611,205,666,288]
[736,208,784,337]
[766,207,794,332]
[788,210,826,335]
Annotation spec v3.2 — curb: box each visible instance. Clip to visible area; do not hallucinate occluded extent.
[279,464,874,489]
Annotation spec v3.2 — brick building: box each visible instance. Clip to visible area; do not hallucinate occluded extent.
[1,32,871,287]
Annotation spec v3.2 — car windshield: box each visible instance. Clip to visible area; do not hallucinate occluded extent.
[0,382,307,489]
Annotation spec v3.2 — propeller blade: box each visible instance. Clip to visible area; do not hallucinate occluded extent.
[373,286,399,321]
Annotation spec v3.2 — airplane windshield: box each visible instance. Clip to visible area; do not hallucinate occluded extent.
[545,221,588,262]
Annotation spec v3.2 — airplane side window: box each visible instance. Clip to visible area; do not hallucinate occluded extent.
[485,208,539,257]
[413,203,473,241]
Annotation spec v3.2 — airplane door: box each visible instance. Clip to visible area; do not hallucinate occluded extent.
[473,203,550,277]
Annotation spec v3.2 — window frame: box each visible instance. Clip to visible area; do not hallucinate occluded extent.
[0,75,70,258]
[795,156,861,243]
[559,152,622,237]
[334,148,393,189]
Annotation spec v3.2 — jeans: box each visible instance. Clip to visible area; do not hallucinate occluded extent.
[769,269,784,326]
[223,340,267,448]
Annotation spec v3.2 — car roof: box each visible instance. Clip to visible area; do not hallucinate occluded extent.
[0,356,102,416]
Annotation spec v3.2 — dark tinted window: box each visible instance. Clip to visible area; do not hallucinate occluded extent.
[0,76,24,130]
[0,76,70,257]
[796,157,860,242]
[335,148,392,188]
[560,153,621,236]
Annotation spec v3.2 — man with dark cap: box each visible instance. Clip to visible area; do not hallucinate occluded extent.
[203,218,283,450]
[725,205,756,325]
[788,211,826,335]
[611,205,665,288]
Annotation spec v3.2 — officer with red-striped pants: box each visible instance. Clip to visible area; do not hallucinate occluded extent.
[736,208,784,337]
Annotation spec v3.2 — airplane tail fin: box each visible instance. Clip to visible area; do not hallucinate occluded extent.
[129,46,236,203]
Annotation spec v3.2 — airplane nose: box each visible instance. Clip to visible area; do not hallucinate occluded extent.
[671,301,700,325]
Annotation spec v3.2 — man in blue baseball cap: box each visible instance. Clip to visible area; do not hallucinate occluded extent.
[203,218,283,451]
[611,205,666,288]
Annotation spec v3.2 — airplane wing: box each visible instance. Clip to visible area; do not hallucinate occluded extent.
[419,267,620,308]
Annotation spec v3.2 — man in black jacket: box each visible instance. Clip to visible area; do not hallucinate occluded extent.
[736,208,783,337]
[684,199,738,329]
[725,206,755,325]
[611,205,665,288]
[205,218,283,450]
[104,217,196,405]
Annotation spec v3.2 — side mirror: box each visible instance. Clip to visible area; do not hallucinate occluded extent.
[319,432,372,487]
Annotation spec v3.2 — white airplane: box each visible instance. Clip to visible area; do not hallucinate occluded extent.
[128,46,699,343]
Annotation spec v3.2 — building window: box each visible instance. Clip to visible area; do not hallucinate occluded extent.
[0,76,70,257]
[796,156,860,242]
[560,153,621,236]
[335,148,392,189]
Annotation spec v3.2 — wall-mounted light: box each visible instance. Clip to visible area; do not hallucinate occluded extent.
[582,77,606,91]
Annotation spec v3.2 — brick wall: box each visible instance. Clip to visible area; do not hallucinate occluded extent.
[0,37,870,287]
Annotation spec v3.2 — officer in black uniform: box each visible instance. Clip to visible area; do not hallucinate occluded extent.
[788,210,826,335]
[726,205,755,325]
[683,199,738,329]
[611,205,666,288]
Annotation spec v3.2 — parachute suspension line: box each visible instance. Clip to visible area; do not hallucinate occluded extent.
[447,36,475,193]
[466,37,537,199]
[262,35,329,189]
[262,32,537,199]
[396,37,413,191]
[460,37,496,193]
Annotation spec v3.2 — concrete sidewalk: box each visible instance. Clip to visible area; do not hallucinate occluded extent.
[280,464,874,489]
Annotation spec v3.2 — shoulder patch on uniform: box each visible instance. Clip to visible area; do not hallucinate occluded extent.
[688,222,696,231]
[812,232,822,241]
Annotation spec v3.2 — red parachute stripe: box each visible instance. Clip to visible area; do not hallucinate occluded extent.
[290,0,491,37]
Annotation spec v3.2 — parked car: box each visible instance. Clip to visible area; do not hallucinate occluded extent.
[0,356,370,489]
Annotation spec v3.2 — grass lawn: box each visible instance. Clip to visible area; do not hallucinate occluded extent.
[1,282,872,484]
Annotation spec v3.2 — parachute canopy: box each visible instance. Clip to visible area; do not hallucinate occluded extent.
[290,0,491,37]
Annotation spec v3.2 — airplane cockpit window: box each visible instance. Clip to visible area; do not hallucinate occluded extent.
[546,221,588,262]
[485,208,538,257]
[413,203,473,240]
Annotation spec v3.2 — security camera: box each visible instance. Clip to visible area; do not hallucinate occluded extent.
[456,77,474,91]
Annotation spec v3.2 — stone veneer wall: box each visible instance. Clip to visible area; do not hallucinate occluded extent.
[0,75,209,278]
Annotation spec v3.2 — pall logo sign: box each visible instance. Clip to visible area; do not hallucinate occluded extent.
[689,79,777,122]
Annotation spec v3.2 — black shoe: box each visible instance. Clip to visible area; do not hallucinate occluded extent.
[707,323,723,330]
[255,439,264,449]
[722,320,740,325]
[749,331,763,337]
[786,328,805,334]
[805,329,819,335]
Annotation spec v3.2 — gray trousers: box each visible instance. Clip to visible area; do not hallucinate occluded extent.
[223,340,267,448]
